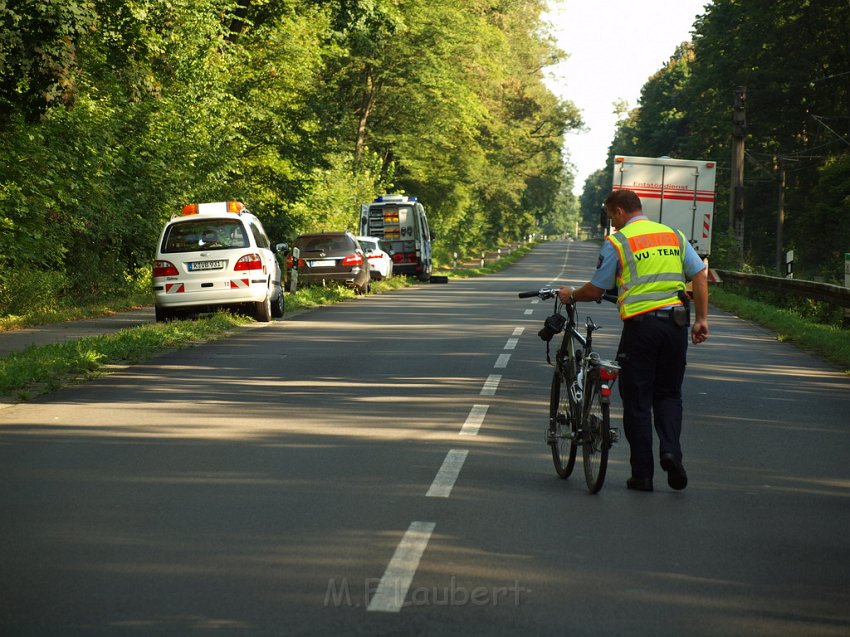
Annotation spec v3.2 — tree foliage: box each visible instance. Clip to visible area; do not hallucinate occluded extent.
[0,0,581,312]
[587,0,850,280]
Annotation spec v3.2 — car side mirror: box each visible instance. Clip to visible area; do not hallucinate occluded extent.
[275,242,289,254]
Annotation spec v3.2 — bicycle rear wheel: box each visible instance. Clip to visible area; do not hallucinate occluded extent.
[549,369,578,478]
[582,375,611,493]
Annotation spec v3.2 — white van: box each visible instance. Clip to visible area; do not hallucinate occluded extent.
[359,195,434,281]
[153,201,284,322]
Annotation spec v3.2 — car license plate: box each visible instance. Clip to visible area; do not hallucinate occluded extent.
[188,260,226,271]
[309,259,335,267]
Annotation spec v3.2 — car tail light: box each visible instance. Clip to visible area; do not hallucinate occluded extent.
[286,255,307,268]
[341,253,363,267]
[391,252,417,264]
[235,253,263,271]
[153,260,178,277]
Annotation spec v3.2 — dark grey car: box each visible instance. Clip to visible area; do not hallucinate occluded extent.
[286,232,371,294]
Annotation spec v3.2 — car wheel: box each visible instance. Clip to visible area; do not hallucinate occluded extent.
[271,290,285,318]
[254,295,272,322]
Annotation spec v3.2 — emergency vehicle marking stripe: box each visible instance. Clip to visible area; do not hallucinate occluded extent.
[703,214,711,238]
[165,283,184,294]
[480,375,501,396]
[460,405,489,436]
[613,184,715,203]
[367,521,436,613]
[426,450,469,497]
[230,279,250,289]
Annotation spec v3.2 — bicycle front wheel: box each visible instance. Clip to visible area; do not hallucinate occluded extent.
[582,376,611,493]
[549,369,578,478]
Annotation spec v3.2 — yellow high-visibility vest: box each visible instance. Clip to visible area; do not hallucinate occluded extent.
[607,219,687,320]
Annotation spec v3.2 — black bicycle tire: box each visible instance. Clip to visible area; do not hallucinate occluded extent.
[582,376,610,493]
[549,369,578,478]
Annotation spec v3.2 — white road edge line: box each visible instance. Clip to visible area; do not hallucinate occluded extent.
[480,374,501,396]
[367,521,437,613]
[460,404,489,436]
[426,449,469,497]
[494,353,511,369]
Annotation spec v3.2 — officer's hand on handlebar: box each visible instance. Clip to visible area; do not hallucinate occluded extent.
[557,286,575,304]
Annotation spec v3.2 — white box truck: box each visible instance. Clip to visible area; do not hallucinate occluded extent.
[611,155,717,259]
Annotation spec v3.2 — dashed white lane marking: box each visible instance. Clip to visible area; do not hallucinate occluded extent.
[531,299,540,304]
[367,521,437,612]
[460,404,489,435]
[504,338,518,350]
[524,309,533,315]
[512,327,524,336]
[480,374,501,396]
[426,450,469,497]
[494,353,511,368]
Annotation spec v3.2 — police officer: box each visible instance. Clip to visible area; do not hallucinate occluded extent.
[558,189,709,492]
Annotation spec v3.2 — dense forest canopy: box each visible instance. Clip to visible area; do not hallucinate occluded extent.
[0,0,581,312]
[580,0,850,281]
[2,0,849,315]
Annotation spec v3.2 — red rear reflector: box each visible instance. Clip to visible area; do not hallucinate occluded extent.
[153,260,178,277]
[235,254,263,271]
[600,384,612,397]
[600,367,619,380]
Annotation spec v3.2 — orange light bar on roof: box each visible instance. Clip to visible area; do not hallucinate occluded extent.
[180,201,246,216]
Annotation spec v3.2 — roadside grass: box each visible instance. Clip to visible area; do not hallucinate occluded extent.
[0,311,252,402]
[436,243,534,278]
[0,291,153,332]
[709,285,850,374]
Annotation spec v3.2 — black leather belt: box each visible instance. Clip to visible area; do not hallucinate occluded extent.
[629,309,675,321]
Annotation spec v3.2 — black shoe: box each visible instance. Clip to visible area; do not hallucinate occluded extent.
[626,476,653,492]
[660,452,688,490]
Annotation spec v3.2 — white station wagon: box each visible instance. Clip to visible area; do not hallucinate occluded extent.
[153,201,284,322]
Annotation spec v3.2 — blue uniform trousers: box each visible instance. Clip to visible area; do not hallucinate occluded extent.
[616,314,689,480]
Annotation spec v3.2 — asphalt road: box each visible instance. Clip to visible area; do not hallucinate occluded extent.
[1,240,849,636]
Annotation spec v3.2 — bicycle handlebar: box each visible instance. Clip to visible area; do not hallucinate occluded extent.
[518,288,618,304]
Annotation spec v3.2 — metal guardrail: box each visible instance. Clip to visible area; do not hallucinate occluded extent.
[715,270,850,308]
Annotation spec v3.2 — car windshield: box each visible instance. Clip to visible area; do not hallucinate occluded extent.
[162,219,248,253]
[297,236,352,253]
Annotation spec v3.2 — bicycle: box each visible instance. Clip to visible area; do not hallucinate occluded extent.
[518,288,621,493]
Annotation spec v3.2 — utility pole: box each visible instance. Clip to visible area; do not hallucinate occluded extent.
[774,156,786,274]
[730,87,746,267]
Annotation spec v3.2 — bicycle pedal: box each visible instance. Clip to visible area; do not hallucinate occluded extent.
[545,429,556,445]
[610,428,620,443]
